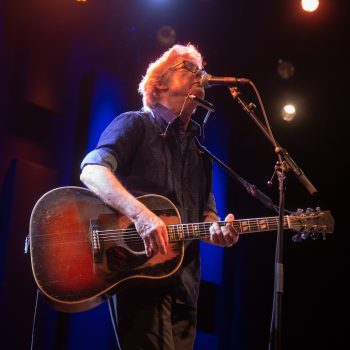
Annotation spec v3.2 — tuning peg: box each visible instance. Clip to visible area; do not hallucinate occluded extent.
[292,233,303,243]
[316,207,321,212]
[310,232,318,240]
[296,208,304,214]
[301,231,309,240]
[306,207,313,213]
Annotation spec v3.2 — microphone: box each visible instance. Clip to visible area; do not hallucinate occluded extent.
[201,73,250,88]
[188,94,215,112]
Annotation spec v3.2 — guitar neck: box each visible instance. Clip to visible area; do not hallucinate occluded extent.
[167,216,289,242]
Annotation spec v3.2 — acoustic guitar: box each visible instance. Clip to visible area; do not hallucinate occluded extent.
[29,186,334,312]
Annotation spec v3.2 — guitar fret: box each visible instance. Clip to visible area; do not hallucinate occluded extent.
[258,218,268,231]
[193,224,200,238]
[187,224,192,239]
[240,220,250,232]
[168,226,175,241]
[178,225,183,240]
[185,224,190,239]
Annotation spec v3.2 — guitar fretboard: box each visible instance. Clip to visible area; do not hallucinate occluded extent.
[166,216,289,242]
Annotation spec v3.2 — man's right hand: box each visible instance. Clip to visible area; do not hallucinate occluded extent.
[80,165,168,257]
[133,209,168,257]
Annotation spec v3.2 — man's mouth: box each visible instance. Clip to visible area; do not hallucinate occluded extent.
[192,81,203,88]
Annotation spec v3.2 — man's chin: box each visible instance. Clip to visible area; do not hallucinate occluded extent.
[189,86,205,99]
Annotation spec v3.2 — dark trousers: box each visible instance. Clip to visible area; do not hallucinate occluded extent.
[108,287,197,350]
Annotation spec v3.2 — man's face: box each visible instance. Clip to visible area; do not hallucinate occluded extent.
[164,60,206,99]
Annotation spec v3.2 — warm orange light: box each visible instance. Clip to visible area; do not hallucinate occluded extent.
[301,0,319,12]
[281,104,296,122]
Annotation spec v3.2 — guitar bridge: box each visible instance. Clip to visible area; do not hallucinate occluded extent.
[90,219,101,251]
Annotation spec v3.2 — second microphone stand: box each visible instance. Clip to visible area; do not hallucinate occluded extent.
[229,86,317,350]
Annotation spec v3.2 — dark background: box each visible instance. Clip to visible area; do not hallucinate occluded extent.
[0,1,348,349]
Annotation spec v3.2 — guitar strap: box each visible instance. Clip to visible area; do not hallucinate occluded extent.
[195,136,277,212]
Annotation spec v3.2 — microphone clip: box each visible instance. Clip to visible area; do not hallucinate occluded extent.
[188,94,215,113]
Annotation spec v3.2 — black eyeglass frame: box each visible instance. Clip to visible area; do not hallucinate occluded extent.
[166,60,206,76]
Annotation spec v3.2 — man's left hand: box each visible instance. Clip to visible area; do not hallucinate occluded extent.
[208,213,239,247]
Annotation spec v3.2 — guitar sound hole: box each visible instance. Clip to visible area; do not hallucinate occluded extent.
[123,224,145,253]
[106,245,148,272]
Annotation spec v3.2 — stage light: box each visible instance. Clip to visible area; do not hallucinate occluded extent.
[301,0,319,12]
[277,60,295,80]
[281,104,296,122]
[149,0,171,4]
[157,26,176,47]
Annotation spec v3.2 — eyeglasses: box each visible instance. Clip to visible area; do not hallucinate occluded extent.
[167,60,206,76]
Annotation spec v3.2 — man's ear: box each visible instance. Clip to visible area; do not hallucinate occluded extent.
[155,81,168,91]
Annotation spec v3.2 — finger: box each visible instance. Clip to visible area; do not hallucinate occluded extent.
[213,222,222,235]
[143,236,152,257]
[227,226,240,247]
[222,225,234,246]
[225,213,235,222]
[212,223,226,245]
[162,225,169,247]
[226,222,239,241]
[209,225,220,245]
[149,235,159,255]
[215,223,227,245]
[155,229,167,254]
[217,234,226,246]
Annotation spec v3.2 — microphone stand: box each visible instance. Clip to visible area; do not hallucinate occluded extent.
[190,94,276,211]
[228,87,317,350]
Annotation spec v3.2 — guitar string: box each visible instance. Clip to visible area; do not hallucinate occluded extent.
[32,217,323,247]
[96,224,284,244]
[101,227,277,242]
[96,217,287,238]
[30,217,290,240]
[97,225,285,240]
[97,225,283,242]
[97,216,287,234]
[29,221,284,243]
[31,217,295,247]
[96,218,287,239]
[30,224,282,248]
[94,216,289,244]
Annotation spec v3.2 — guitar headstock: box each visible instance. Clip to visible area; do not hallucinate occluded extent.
[288,208,334,240]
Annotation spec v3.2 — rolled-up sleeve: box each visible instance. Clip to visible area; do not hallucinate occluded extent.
[205,191,218,216]
[80,147,118,172]
[80,111,145,173]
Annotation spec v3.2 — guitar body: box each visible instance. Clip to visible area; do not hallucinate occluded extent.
[30,186,183,312]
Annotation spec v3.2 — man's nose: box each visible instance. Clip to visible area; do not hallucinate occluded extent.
[195,69,202,78]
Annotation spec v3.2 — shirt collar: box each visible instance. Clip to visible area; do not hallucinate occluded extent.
[150,103,201,137]
[151,103,177,125]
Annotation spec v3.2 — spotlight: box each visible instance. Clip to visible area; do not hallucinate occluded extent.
[277,60,295,80]
[301,0,319,12]
[157,26,176,47]
[281,104,296,122]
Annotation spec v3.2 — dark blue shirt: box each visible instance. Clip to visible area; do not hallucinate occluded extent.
[81,104,217,306]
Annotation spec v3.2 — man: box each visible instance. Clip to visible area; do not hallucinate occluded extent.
[80,43,239,350]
